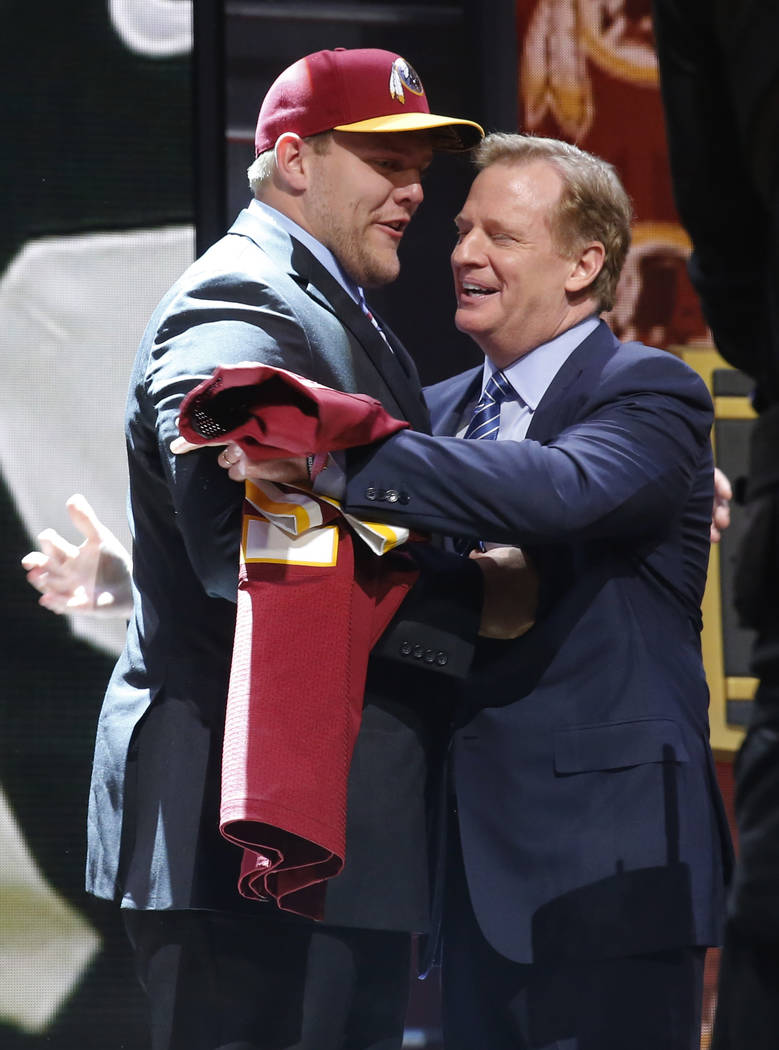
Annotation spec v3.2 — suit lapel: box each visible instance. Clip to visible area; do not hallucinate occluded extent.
[425,367,482,437]
[526,321,619,443]
[298,253,431,432]
[230,208,429,432]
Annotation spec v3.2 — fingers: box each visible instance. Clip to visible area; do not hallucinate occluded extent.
[22,554,57,601]
[38,585,95,614]
[170,436,210,455]
[712,500,731,531]
[710,467,732,543]
[170,435,231,455]
[65,493,103,542]
[21,498,98,578]
[713,467,733,502]
[29,571,84,610]
[170,415,228,455]
[170,434,308,486]
[469,544,529,569]
[21,551,48,571]
[23,527,82,600]
[37,592,71,614]
[169,436,246,477]
[218,444,241,467]
[218,444,247,478]
[710,506,731,542]
[168,434,252,480]
[36,528,80,564]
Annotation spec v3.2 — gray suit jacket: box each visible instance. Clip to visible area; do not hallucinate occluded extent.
[86,205,479,931]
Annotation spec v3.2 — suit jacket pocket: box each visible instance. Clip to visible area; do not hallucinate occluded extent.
[554,718,690,774]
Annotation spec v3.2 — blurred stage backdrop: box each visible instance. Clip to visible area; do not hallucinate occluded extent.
[1,2,746,1048]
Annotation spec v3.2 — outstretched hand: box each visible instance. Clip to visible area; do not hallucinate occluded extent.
[170,436,309,485]
[21,494,133,617]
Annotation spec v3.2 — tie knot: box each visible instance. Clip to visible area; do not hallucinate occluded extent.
[461,370,513,442]
[483,370,513,406]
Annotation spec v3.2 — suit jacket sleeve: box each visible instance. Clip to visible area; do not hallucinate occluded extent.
[140,269,319,603]
[342,349,713,547]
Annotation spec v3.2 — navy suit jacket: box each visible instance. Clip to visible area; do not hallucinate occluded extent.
[86,204,481,933]
[343,320,734,962]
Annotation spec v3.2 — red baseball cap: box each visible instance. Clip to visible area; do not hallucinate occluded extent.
[254,48,484,156]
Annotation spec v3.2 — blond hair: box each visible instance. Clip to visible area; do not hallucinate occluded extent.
[474,133,633,312]
[247,131,333,194]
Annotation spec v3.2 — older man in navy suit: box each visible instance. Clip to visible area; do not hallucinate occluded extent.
[327,133,732,1050]
[205,132,731,1047]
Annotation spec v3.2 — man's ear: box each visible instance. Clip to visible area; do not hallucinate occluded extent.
[273,133,308,191]
[565,242,605,295]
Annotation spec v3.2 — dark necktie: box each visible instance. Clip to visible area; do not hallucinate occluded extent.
[454,370,513,553]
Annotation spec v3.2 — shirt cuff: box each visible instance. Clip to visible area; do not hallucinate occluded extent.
[312,451,346,500]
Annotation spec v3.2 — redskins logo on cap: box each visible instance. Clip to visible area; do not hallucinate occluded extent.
[389,57,424,105]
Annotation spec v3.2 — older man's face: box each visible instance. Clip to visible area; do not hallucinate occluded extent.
[451,159,582,366]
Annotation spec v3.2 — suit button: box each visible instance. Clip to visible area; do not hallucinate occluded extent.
[423,649,435,663]
[399,491,410,505]
[385,489,400,503]
[366,487,377,501]
[435,651,448,666]
[413,644,425,659]
[399,641,412,656]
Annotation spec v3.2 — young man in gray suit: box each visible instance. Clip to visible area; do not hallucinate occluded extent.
[61,48,487,1050]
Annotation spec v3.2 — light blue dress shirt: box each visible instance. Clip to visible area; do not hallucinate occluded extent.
[464,316,600,440]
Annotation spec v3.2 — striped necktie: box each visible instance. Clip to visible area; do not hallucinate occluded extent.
[361,298,392,350]
[463,369,514,441]
[454,370,513,554]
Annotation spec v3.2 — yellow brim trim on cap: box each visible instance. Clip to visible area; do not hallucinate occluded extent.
[333,112,484,150]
